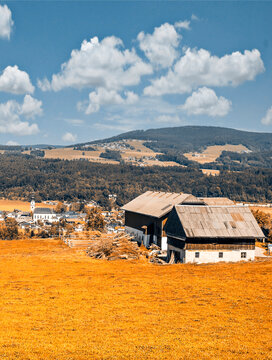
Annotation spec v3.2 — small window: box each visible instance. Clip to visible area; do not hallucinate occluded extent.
[241,252,247,258]
[219,252,223,258]
[195,252,200,258]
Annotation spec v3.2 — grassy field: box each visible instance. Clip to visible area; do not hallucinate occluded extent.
[0,239,271,359]
[0,199,54,212]
[184,144,250,164]
[24,140,181,167]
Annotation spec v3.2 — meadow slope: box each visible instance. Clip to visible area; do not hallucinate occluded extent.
[0,239,271,360]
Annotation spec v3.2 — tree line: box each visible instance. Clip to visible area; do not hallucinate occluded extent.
[1,153,272,206]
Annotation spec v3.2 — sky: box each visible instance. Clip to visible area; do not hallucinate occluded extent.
[0,1,272,145]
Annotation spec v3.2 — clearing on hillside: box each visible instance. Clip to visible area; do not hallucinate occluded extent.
[0,238,271,360]
[184,144,250,164]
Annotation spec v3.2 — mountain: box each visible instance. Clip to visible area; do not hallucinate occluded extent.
[79,126,272,153]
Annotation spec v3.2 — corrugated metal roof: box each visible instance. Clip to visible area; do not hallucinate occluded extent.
[199,197,235,206]
[122,191,202,218]
[175,205,264,239]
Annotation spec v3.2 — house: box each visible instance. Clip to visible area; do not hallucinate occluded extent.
[122,191,204,250]
[164,205,264,264]
[33,208,56,223]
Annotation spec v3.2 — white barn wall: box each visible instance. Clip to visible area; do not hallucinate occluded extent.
[185,249,255,263]
[168,244,255,264]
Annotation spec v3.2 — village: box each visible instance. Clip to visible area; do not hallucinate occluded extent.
[1,191,271,264]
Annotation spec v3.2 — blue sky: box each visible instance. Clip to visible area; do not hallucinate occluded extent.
[0,1,272,145]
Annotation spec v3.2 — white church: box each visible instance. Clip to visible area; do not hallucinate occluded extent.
[31,198,57,223]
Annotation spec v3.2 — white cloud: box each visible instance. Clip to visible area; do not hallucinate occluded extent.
[144,48,264,96]
[0,97,41,136]
[261,107,272,125]
[62,132,77,143]
[180,87,231,117]
[191,14,199,21]
[84,88,138,114]
[64,118,84,126]
[0,65,34,94]
[20,95,43,119]
[6,140,19,146]
[155,114,183,124]
[0,5,13,40]
[38,36,152,92]
[174,20,191,30]
[137,23,180,68]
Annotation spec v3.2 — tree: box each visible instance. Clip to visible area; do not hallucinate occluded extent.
[0,218,19,240]
[85,207,105,231]
[55,202,67,213]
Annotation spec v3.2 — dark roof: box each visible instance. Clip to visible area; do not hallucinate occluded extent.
[165,205,264,239]
[122,191,203,218]
[33,207,54,214]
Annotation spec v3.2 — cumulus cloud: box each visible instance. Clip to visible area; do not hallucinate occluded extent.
[0,97,42,136]
[174,20,191,30]
[84,88,139,114]
[0,65,34,94]
[180,87,231,117]
[6,140,19,146]
[20,95,43,119]
[38,36,152,92]
[261,107,272,125]
[0,5,13,40]
[144,48,264,96]
[62,132,77,143]
[137,23,180,68]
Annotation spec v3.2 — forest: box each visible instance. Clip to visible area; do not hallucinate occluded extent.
[0,153,272,206]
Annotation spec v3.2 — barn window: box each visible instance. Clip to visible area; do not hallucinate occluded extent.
[219,252,223,258]
[241,252,247,258]
[195,252,200,258]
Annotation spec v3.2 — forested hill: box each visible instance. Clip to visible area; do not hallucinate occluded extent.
[81,126,272,153]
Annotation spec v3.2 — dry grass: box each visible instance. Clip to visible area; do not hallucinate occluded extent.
[251,206,272,216]
[0,238,271,359]
[23,141,181,167]
[184,144,250,164]
[201,169,220,176]
[0,199,54,212]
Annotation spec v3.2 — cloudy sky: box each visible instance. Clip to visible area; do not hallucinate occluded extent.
[0,1,272,145]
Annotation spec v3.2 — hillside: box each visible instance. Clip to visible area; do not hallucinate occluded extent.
[73,126,272,170]
[82,126,272,153]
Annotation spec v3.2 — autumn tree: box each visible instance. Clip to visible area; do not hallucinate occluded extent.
[0,218,19,240]
[55,202,67,214]
[85,207,105,232]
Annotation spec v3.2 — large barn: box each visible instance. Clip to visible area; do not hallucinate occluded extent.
[122,191,203,249]
[164,205,264,263]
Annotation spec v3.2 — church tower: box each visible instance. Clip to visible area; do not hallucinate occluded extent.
[30,196,35,213]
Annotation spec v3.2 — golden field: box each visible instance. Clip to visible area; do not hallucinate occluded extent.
[0,199,54,212]
[23,140,181,167]
[184,144,249,164]
[0,239,271,359]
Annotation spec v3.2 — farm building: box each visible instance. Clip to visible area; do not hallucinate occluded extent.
[164,205,264,264]
[122,191,204,250]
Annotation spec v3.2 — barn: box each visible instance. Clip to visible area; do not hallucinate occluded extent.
[122,191,203,249]
[164,205,265,263]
